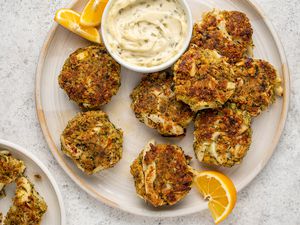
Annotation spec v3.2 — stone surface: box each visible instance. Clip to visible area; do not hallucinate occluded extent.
[0,0,299,224]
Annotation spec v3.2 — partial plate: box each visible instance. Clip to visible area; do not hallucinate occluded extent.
[0,139,65,224]
[35,0,289,217]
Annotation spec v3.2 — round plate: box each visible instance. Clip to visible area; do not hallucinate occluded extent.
[35,0,290,217]
[0,139,65,224]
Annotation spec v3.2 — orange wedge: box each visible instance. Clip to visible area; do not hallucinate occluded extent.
[80,0,108,27]
[54,8,101,43]
[194,171,237,224]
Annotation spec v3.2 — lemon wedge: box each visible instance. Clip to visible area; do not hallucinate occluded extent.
[54,8,101,43]
[194,171,237,224]
[80,0,108,27]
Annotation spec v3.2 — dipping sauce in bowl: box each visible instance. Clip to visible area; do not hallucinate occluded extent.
[101,0,192,73]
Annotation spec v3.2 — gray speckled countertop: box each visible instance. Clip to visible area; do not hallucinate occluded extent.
[0,0,299,224]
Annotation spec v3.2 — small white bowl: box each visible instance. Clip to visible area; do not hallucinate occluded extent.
[101,0,193,73]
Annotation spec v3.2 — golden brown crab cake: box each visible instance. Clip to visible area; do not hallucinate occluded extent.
[173,45,236,112]
[194,104,252,167]
[58,45,121,110]
[191,10,253,63]
[61,111,123,175]
[230,58,283,117]
[0,151,26,196]
[130,72,194,136]
[130,141,194,207]
[4,177,47,225]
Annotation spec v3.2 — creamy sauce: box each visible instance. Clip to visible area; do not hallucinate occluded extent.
[104,0,188,67]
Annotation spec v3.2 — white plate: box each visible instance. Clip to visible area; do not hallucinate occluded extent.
[0,139,65,224]
[35,0,290,217]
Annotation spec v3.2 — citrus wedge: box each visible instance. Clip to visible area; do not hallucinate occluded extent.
[194,171,237,224]
[80,0,108,27]
[54,8,101,43]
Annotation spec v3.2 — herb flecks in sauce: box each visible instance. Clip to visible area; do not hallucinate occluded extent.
[104,0,188,67]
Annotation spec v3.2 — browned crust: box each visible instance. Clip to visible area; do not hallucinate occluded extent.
[230,58,282,117]
[194,104,252,167]
[61,111,123,175]
[191,10,253,63]
[4,177,47,225]
[173,46,235,111]
[58,45,121,110]
[0,151,26,192]
[130,72,194,136]
[130,143,193,207]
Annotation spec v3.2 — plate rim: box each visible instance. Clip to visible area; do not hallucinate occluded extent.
[35,0,290,217]
[0,139,66,224]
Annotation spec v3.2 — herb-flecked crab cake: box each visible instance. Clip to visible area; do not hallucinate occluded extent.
[58,45,121,110]
[173,45,236,112]
[191,10,253,63]
[0,150,26,196]
[61,111,123,175]
[130,141,194,207]
[230,58,283,117]
[4,176,47,225]
[130,71,194,136]
[194,104,252,167]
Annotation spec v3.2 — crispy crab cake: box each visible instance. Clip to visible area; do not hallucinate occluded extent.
[130,71,194,136]
[4,176,47,225]
[191,10,253,63]
[0,150,26,196]
[173,45,236,112]
[230,58,283,117]
[58,45,121,110]
[61,111,123,175]
[194,104,252,167]
[130,141,194,207]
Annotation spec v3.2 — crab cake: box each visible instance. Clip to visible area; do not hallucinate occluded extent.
[191,10,253,63]
[58,45,121,110]
[173,45,236,112]
[130,72,194,136]
[4,177,47,225]
[0,151,26,196]
[194,104,252,167]
[61,111,123,175]
[230,58,283,117]
[130,141,194,207]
